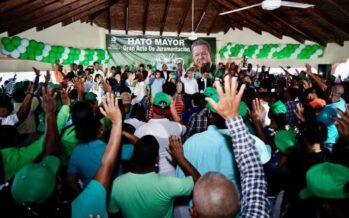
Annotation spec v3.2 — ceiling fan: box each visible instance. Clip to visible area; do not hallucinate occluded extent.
[188,0,198,40]
[219,0,315,15]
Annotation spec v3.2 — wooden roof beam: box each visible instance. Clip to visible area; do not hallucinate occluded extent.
[0,0,56,21]
[219,0,284,39]
[325,0,349,18]
[6,0,95,36]
[239,0,306,43]
[60,2,109,27]
[207,13,219,35]
[35,0,107,32]
[0,0,31,13]
[106,3,111,34]
[194,0,209,32]
[211,2,242,30]
[177,0,191,35]
[160,0,172,36]
[142,0,150,35]
[125,0,129,35]
[1,0,80,34]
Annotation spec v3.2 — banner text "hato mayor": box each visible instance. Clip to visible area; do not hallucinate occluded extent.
[110,37,191,52]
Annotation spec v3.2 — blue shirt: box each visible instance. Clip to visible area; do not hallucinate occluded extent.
[317,98,346,144]
[151,78,165,97]
[68,140,106,188]
[176,126,240,195]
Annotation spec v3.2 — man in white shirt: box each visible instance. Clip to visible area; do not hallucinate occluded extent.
[92,61,105,80]
[134,92,186,176]
[181,68,199,110]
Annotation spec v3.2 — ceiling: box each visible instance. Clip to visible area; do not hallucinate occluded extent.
[0,0,349,45]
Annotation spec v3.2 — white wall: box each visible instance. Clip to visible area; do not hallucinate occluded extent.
[217,28,349,67]
[1,22,348,72]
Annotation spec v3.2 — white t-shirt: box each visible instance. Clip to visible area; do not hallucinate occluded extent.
[0,113,19,126]
[124,118,146,129]
[14,97,39,134]
[131,82,146,105]
[181,77,199,95]
[134,118,187,176]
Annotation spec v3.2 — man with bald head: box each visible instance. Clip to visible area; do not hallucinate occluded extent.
[189,77,269,218]
[317,84,347,151]
[190,172,240,218]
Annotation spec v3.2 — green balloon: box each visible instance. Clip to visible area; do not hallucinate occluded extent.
[35,49,42,56]
[12,36,21,47]
[51,46,58,52]
[29,40,37,48]
[4,44,15,52]
[19,53,28,59]
[1,37,11,45]
[37,42,44,50]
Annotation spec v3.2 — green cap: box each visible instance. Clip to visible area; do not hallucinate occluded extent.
[300,162,349,200]
[274,129,295,153]
[170,73,177,80]
[153,92,171,108]
[204,87,217,97]
[48,82,62,90]
[11,156,60,204]
[300,74,307,81]
[269,100,287,115]
[84,92,97,102]
[239,101,249,118]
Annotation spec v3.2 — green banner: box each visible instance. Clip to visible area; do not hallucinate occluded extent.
[106,34,216,71]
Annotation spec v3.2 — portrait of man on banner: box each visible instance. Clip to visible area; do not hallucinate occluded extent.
[191,39,216,74]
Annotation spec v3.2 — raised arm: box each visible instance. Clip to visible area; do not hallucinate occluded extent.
[94,93,122,190]
[249,98,268,144]
[305,63,327,92]
[16,82,33,124]
[206,77,270,218]
[168,136,200,182]
[35,87,59,161]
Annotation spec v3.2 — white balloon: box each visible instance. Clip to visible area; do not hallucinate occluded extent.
[80,50,85,56]
[79,56,84,61]
[11,50,20,58]
[63,47,70,55]
[42,50,49,57]
[1,48,10,55]
[17,46,26,53]
[44,44,51,52]
[36,56,43,61]
[21,38,29,47]
[62,54,68,59]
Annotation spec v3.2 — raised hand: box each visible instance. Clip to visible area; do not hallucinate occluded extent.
[206,76,246,120]
[294,103,305,122]
[61,88,70,106]
[27,82,34,94]
[167,136,185,163]
[100,92,122,124]
[72,78,84,92]
[41,87,56,114]
[250,98,264,122]
[101,79,112,93]
[44,70,51,83]
[33,67,40,77]
[333,105,349,141]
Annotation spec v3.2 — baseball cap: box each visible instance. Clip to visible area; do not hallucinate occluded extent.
[274,129,295,153]
[120,92,131,105]
[269,100,287,115]
[204,87,219,113]
[48,82,62,90]
[84,92,97,102]
[11,156,60,204]
[239,101,249,118]
[153,92,171,109]
[300,162,349,199]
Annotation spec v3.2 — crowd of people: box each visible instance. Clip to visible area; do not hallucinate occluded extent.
[0,42,349,218]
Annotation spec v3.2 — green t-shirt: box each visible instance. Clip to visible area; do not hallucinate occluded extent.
[1,105,70,180]
[108,172,194,218]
